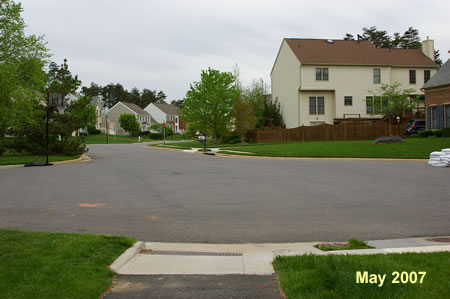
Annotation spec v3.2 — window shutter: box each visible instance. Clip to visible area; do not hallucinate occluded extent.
[427,107,431,129]
[439,105,444,129]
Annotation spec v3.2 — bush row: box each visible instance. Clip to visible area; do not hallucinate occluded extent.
[409,129,449,138]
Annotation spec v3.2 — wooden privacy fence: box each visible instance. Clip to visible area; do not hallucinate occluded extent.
[250,123,406,143]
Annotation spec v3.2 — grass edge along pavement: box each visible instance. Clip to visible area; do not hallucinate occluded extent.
[315,238,375,251]
[0,229,136,299]
[84,133,188,144]
[273,251,450,299]
[156,138,450,159]
[0,154,79,166]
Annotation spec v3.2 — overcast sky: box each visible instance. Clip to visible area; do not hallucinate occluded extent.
[20,0,450,101]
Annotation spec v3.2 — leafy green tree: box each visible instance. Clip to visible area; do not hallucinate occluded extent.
[182,68,239,140]
[46,59,81,97]
[171,99,184,108]
[101,83,129,108]
[369,82,418,136]
[360,26,392,48]
[65,96,96,133]
[0,0,49,155]
[119,114,140,135]
[343,33,355,40]
[150,123,163,132]
[345,26,421,49]
[398,27,421,49]
[344,26,441,65]
[81,82,102,97]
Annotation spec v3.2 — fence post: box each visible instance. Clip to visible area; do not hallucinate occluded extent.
[344,123,348,140]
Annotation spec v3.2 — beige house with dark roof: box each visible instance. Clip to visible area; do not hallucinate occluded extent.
[145,103,185,133]
[106,102,155,135]
[271,38,438,128]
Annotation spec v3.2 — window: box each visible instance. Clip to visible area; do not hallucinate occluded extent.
[366,96,373,114]
[424,70,431,83]
[322,68,328,80]
[309,97,325,114]
[317,97,325,114]
[432,106,438,129]
[344,96,352,106]
[446,105,450,128]
[409,70,416,84]
[373,68,381,83]
[315,68,328,80]
[309,97,316,114]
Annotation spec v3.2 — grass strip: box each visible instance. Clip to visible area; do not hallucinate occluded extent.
[0,229,135,299]
[0,154,79,166]
[315,239,375,251]
[222,138,450,159]
[273,252,450,299]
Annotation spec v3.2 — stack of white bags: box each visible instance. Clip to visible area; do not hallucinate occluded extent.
[428,149,450,167]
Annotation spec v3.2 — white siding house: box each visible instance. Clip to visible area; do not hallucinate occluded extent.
[271,38,439,128]
[106,102,154,135]
[145,103,184,133]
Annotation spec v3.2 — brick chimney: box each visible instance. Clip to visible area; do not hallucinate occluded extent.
[422,38,435,61]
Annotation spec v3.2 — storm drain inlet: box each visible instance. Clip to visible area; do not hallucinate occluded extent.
[140,250,242,256]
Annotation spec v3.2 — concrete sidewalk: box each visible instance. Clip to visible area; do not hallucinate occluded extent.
[110,236,450,276]
[103,236,450,298]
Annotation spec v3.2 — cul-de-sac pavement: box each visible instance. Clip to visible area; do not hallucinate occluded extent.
[1,142,449,244]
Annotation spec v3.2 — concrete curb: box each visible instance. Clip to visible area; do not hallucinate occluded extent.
[0,153,91,169]
[110,241,145,273]
[111,239,450,275]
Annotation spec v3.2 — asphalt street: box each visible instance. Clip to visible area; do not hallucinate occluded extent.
[0,142,449,243]
[103,275,282,299]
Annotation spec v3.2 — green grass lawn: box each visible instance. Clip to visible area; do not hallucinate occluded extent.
[0,154,79,166]
[85,133,190,144]
[0,229,135,299]
[220,138,450,159]
[273,252,450,299]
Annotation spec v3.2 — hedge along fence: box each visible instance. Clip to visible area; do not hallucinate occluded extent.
[249,123,406,143]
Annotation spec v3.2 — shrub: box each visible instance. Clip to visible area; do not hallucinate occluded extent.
[52,138,86,155]
[165,126,173,136]
[373,136,403,144]
[220,131,241,144]
[418,130,433,138]
[432,129,443,138]
[149,133,163,140]
[407,134,418,138]
[87,125,101,135]
[443,128,450,137]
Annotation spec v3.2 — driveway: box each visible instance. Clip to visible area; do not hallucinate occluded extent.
[0,143,449,243]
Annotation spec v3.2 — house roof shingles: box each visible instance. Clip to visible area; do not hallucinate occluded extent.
[423,59,450,89]
[284,39,438,67]
[154,103,180,115]
[122,102,151,116]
